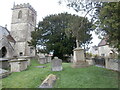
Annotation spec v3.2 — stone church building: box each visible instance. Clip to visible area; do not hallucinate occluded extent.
[0,26,15,58]
[0,3,37,58]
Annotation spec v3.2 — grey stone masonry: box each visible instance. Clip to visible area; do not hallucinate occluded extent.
[38,57,47,64]
[51,57,63,71]
[0,58,10,69]
[19,56,32,66]
[10,3,37,57]
[45,55,52,63]
[105,58,120,71]
[9,58,28,72]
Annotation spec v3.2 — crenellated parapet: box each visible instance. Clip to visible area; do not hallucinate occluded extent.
[12,3,37,15]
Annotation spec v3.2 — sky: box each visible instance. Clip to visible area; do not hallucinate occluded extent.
[0,0,101,46]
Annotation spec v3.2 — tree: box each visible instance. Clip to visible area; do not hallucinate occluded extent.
[60,0,120,52]
[27,28,42,55]
[29,13,76,59]
[28,13,93,59]
[96,2,120,52]
[65,15,93,49]
[59,0,101,48]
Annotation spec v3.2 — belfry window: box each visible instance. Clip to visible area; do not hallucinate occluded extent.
[18,10,22,19]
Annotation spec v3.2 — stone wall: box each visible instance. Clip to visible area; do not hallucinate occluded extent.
[105,58,120,71]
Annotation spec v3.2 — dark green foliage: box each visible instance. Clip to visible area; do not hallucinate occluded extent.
[29,13,93,60]
[97,2,120,51]
[37,13,76,59]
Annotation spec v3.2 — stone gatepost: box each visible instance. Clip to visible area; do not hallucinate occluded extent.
[9,58,28,72]
[72,48,89,68]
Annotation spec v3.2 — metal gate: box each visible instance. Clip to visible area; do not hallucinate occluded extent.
[93,58,105,66]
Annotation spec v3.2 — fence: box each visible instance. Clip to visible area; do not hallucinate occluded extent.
[93,58,105,66]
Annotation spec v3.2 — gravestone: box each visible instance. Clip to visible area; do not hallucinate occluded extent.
[38,57,47,64]
[39,74,57,88]
[9,58,28,72]
[51,57,62,71]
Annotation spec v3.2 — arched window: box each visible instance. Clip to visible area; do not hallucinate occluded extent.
[0,46,7,58]
[18,10,22,19]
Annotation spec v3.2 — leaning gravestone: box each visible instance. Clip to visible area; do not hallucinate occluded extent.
[51,57,63,71]
[39,74,57,88]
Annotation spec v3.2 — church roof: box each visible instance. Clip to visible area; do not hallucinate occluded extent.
[98,37,108,47]
[0,26,15,43]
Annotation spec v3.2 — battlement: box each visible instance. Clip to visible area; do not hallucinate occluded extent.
[12,3,37,15]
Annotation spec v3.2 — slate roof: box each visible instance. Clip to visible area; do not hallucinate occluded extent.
[98,37,109,47]
[0,26,15,43]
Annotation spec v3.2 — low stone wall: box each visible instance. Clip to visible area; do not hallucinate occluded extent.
[105,58,120,71]
[86,59,95,65]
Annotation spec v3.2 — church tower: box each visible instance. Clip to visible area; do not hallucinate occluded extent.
[11,3,37,56]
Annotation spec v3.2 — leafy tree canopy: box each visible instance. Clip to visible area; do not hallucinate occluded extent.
[96,2,120,51]
[60,0,120,52]
[29,13,93,59]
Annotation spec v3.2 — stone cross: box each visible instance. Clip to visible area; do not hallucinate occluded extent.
[51,57,62,71]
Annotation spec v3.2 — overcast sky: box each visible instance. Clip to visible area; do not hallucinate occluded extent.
[0,0,101,46]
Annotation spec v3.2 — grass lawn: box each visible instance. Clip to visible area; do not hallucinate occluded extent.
[1,59,119,88]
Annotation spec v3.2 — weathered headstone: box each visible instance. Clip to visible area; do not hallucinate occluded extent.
[51,57,62,71]
[38,57,47,64]
[9,58,28,72]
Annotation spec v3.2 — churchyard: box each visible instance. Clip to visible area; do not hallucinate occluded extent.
[0,58,119,88]
[0,2,120,89]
